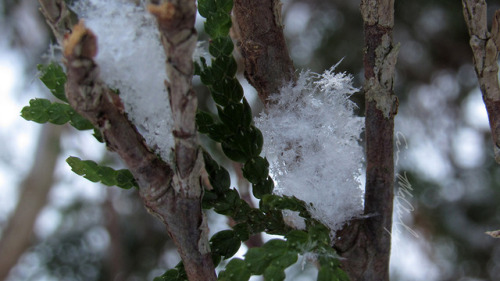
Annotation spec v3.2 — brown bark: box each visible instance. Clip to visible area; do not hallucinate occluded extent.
[62,21,214,281]
[462,0,500,163]
[232,0,296,104]
[38,0,78,44]
[0,125,62,280]
[39,0,215,279]
[148,2,215,280]
[334,1,398,280]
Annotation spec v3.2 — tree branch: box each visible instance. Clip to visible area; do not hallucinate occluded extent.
[62,19,214,280]
[38,0,214,278]
[148,1,216,280]
[334,1,398,280]
[232,0,295,104]
[462,0,500,163]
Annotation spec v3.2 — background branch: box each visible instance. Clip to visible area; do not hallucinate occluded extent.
[232,0,296,103]
[0,125,62,280]
[462,0,500,163]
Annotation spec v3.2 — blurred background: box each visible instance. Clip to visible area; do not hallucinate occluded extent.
[1,0,500,280]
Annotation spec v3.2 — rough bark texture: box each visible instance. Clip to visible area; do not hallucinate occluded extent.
[39,0,215,279]
[232,0,296,104]
[62,20,214,281]
[0,125,62,281]
[148,2,215,280]
[462,0,500,163]
[334,1,398,280]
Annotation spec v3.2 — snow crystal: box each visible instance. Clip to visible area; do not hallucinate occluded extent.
[72,0,174,162]
[255,65,365,235]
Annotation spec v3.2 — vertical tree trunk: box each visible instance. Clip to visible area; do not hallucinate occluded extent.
[462,0,500,163]
[334,1,398,280]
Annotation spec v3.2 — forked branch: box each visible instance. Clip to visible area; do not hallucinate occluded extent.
[40,0,215,279]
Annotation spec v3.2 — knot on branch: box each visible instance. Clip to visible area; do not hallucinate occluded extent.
[148,1,196,32]
[63,20,97,59]
[148,2,177,24]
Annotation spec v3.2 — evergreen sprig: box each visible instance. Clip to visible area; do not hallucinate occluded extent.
[21,63,100,135]
[191,0,350,280]
[21,98,93,130]
[195,0,271,200]
[66,157,138,189]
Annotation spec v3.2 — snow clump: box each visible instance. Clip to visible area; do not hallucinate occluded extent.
[255,64,365,234]
[72,0,174,162]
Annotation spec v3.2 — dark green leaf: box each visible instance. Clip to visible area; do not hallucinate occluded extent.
[308,224,331,247]
[47,103,71,124]
[218,259,251,281]
[196,111,215,134]
[21,98,51,123]
[221,142,248,163]
[209,36,234,57]
[210,230,241,258]
[247,126,264,157]
[93,128,104,143]
[252,177,274,199]
[204,13,232,38]
[211,56,237,80]
[232,223,250,241]
[317,266,337,281]
[211,167,231,192]
[38,63,67,102]
[197,0,214,18]
[219,0,233,13]
[244,247,268,275]
[243,157,269,184]
[241,98,253,128]
[245,239,287,275]
[263,265,286,281]
[285,230,309,250]
[69,112,94,130]
[213,189,241,215]
[21,98,93,130]
[153,262,188,281]
[66,157,137,189]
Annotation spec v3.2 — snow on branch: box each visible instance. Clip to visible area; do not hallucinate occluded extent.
[72,0,175,163]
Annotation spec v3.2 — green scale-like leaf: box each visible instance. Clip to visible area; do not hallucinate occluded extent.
[66,157,137,189]
[21,98,94,130]
[218,259,251,281]
[38,63,68,102]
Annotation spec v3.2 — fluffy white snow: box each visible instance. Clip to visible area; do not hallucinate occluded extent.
[72,0,175,162]
[255,65,365,234]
